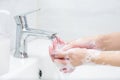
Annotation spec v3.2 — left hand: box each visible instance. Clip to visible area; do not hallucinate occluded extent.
[53,48,87,67]
[49,37,65,61]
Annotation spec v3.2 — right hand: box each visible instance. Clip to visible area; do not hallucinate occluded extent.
[54,48,88,67]
[62,37,99,51]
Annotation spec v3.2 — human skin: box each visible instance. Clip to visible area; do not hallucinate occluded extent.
[63,32,120,51]
[54,48,120,67]
[92,51,120,66]
[49,32,120,67]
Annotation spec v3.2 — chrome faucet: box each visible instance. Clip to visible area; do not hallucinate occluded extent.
[14,9,56,58]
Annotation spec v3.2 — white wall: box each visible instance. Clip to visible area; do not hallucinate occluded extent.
[37,0,120,41]
[0,0,120,50]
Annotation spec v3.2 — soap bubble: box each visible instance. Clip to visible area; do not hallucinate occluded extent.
[83,49,101,64]
[51,37,75,73]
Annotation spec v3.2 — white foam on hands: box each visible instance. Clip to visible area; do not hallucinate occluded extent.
[83,49,101,64]
[54,43,75,73]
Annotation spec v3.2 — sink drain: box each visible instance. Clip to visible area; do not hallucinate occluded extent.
[39,70,42,79]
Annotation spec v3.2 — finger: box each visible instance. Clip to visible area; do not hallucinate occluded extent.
[49,46,53,55]
[67,52,75,60]
[54,53,66,59]
[52,38,58,50]
[49,46,55,61]
[54,59,67,65]
[67,53,77,66]
[62,44,75,51]
[76,41,90,48]
[56,36,65,45]
[62,40,80,51]
[65,39,75,44]
[63,41,91,51]
[70,39,94,49]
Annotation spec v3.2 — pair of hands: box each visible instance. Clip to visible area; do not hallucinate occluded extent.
[49,37,99,67]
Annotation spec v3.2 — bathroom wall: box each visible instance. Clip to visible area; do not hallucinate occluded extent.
[37,0,120,41]
[0,0,120,50]
[0,0,38,51]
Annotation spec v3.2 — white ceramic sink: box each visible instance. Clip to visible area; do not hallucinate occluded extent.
[1,38,120,80]
[69,65,120,80]
[28,39,60,80]
[0,56,40,80]
[27,39,120,80]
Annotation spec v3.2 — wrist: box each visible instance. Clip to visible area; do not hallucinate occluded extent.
[82,49,101,64]
[95,34,110,51]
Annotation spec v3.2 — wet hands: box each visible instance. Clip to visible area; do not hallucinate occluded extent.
[54,48,87,67]
[49,37,91,67]
[49,33,120,69]
[49,37,101,73]
[63,37,98,51]
[49,37,75,73]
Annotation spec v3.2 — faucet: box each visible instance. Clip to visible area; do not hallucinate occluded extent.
[14,9,57,58]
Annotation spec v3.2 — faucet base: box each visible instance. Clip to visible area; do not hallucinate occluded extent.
[14,52,28,58]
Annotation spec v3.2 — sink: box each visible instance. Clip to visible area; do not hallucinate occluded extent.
[27,39,120,80]
[1,38,120,80]
[69,65,120,80]
[0,56,40,80]
[28,39,60,80]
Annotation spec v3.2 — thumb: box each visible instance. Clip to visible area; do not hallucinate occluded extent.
[54,53,66,59]
[62,44,74,51]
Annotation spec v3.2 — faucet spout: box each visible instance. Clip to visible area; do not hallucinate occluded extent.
[14,10,57,58]
[25,28,57,40]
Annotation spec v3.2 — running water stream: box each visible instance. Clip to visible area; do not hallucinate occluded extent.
[49,36,75,80]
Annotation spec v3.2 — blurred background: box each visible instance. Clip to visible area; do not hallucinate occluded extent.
[0,0,120,50]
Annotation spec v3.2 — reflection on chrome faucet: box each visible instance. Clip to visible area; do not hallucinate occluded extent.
[14,9,56,58]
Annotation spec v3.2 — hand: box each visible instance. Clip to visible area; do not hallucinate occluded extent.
[49,37,87,67]
[62,37,101,51]
[49,37,101,67]
[49,37,96,66]
[54,48,88,67]
[49,37,65,61]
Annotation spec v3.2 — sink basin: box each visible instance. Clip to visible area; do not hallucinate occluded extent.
[2,38,120,80]
[0,56,40,80]
[69,65,120,80]
[28,39,60,80]
[27,39,120,80]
